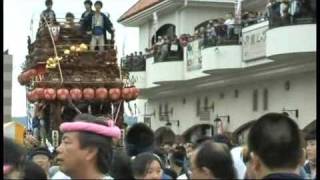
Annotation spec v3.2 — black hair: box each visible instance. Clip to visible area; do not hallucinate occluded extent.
[125,123,155,157]
[195,141,236,179]
[213,134,233,149]
[75,113,113,174]
[45,0,53,6]
[29,147,52,160]
[195,136,212,147]
[248,113,302,170]
[109,150,134,179]
[131,152,163,179]
[65,12,75,19]
[4,137,25,168]
[305,129,316,141]
[94,1,103,7]
[84,0,92,6]
[22,161,47,180]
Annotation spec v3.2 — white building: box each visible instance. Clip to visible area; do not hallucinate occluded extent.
[118,0,316,144]
[3,53,13,123]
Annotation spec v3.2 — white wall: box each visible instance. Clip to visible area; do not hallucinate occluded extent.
[180,6,232,35]
[202,45,242,71]
[147,71,316,134]
[266,24,316,57]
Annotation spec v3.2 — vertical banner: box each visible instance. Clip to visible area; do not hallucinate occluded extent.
[186,40,202,71]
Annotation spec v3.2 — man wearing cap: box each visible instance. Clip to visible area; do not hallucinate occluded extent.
[304,129,317,179]
[83,1,115,51]
[29,147,52,179]
[56,113,121,179]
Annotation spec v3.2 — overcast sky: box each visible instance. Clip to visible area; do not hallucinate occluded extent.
[4,0,140,117]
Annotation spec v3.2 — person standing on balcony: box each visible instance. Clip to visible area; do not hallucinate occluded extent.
[224,13,235,40]
[84,1,114,51]
[280,0,290,25]
[80,0,94,31]
[39,0,56,28]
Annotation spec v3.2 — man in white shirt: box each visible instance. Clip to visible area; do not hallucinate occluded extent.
[224,13,235,40]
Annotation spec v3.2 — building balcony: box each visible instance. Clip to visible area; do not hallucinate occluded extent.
[201,45,242,75]
[146,57,184,88]
[266,23,316,62]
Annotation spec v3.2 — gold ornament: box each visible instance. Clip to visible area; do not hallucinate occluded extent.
[64,49,70,55]
[70,45,76,51]
[76,47,81,52]
[80,43,88,51]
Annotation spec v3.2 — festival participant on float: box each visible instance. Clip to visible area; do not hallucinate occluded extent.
[80,0,94,30]
[39,0,56,27]
[56,113,121,179]
[83,1,114,51]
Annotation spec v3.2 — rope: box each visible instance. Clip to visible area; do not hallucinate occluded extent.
[41,14,64,84]
[114,101,123,124]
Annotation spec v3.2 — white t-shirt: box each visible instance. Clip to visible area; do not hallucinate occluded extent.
[51,170,71,179]
[177,174,188,179]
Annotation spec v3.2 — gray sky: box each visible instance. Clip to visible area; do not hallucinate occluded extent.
[4,0,140,117]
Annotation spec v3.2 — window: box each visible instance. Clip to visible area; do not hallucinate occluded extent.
[253,89,258,111]
[164,103,169,113]
[196,98,201,116]
[204,96,209,111]
[263,88,268,110]
[159,104,162,116]
[234,89,239,98]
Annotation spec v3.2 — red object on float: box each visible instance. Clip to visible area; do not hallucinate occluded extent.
[96,88,108,100]
[18,74,26,85]
[122,87,132,100]
[34,88,45,100]
[109,88,121,101]
[28,69,37,76]
[57,88,69,101]
[70,88,82,101]
[26,91,37,103]
[21,72,29,83]
[132,87,140,99]
[44,88,56,100]
[83,88,95,100]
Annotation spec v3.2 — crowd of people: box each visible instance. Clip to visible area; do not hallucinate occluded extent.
[265,0,316,27]
[4,112,317,179]
[39,0,115,52]
[121,52,146,71]
[145,35,184,63]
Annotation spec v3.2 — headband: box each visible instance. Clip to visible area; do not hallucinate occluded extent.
[3,164,12,175]
[60,120,121,139]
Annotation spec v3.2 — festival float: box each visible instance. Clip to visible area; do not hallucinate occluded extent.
[18,4,138,148]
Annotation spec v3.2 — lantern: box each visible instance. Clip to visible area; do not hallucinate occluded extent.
[132,87,140,99]
[70,88,82,101]
[26,91,37,103]
[28,69,37,77]
[83,88,95,101]
[34,88,45,100]
[44,88,56,101]
[122,87,132,101]
[95,88,108,101]
[18,74,26,85]
[57,88,69,101]
[109,88,121,101]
